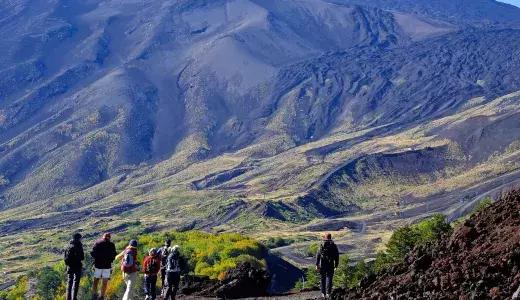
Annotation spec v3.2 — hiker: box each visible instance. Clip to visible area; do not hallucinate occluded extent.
[315,233,339,298]
[164,245,185,300]
[91,233,117,300]
[157,239,172,295]
[64,233,85,300]
[143,248,161,300]
[116,239,141,300]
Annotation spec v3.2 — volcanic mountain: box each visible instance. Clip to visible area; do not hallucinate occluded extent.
[2,0,520,277]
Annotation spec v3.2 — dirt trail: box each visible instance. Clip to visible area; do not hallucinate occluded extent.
[179,291,322,300]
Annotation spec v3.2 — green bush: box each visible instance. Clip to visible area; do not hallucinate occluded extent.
[371,251,393,274]
[36,267,62,300]
[306,243,320,258]
[333,255,369,289]
[473,198,493,214]
[265,237,292,249]
[387,214,451,260]
[386,225,419,260]
[293,268,320,291]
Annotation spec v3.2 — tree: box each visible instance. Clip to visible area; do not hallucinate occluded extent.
[371,251,394,274]
[386,225,419,260]
[334,255,352,289]
[293,268,320,290]
[36,267,62,300]
[415,214,452,244]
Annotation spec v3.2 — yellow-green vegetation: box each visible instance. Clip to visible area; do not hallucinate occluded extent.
[0,231,267,300]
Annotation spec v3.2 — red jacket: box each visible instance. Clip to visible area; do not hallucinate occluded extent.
[143,255,161,275]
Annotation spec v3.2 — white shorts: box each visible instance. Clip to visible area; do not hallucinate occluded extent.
[94,268,112,279]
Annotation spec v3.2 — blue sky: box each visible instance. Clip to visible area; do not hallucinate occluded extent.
[500,0,520,7]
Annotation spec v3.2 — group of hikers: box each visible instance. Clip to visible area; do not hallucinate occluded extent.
[64,233,185,300]
[63,231,340,300]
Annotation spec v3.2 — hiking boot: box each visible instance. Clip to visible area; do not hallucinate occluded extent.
[98,297,104,300]
[322,293,327,298]
[92,294,98,300]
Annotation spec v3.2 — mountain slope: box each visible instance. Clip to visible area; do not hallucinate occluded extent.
[333,0,520,26]
[3,0,520,278]
[0,0,412,209]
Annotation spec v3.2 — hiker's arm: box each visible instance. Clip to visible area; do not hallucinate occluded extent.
[334,245,340,268]
[90,243,97,258]
[115,250,124,261]
[143,257,149,273]
[315,245,321,268]
[111,244,118,261]
[79,246,85,261]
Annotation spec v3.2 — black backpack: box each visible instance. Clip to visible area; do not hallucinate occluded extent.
[320,241,336,262]
[166,254,181,273]
[64,244,78,266]
[146,257,159,274]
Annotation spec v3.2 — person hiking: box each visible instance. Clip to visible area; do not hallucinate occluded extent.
[116,239,141,300]
[91,233,117,300]
[157,239,172,296]
[315,233,339,298]
[164,245,185,300]
[64,232,85,300]
[143,248,161,300]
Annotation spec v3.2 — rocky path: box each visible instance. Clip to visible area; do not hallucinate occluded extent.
[179,291,322,300]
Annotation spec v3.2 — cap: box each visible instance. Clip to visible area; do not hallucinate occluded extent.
[129,239,138,247]
[73,233,82,240]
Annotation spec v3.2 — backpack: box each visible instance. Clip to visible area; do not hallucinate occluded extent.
[122,248,136,272]
[146,257,159,274]
[320,241,336,263]
[160,247,170,266]
[166,254,181,273]
[64,244,78,266]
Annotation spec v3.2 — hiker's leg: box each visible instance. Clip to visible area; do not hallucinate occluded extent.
[101,278,109,297]
[172,273,180,300]
[129,272,138,299]
[92,276,100,297]
[123,273,131,300]
[160,269,166,294]
[66,272,74,300]
[151,275,158,300]
[164,273,173,300]
[144,275,150,297]
[320,269,327,295]
[72,270,81,300]
[326,268,334,295]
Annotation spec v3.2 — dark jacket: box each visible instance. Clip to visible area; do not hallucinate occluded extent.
[65,239,85,272]
[316,240,340,269]
[91,238,117,269]
[166,251,185,274]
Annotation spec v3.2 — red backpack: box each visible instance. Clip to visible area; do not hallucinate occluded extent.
[121,247,137,273]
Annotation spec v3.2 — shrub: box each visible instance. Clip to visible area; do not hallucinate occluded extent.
[387,214,452,260]
[306,243,320,258]
[35,267,62,300]
[293,268,320,291]
[265,237,292,249]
